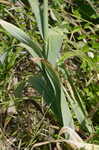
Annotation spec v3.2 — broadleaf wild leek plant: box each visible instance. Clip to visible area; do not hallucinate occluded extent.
[0,0,93,133]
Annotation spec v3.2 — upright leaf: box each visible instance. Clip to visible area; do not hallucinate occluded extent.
[61,86,74,128]
[43,0,48,41]
[42,60,74,128]
[28,0,44,39]
[48,28,63,66]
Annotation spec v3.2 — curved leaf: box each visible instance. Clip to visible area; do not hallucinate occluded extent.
[0,19,43,57]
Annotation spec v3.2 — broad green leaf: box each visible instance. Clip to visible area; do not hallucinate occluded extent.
[28,0,48,56]
[43,0,48,41]
[29,73,74,128]
[48,28,63,66]
[28,0,44,39]
[0,20,43,57]
[42,60,74,128]
[19,43,38,58]
[61,86,74,128]
[28,74,63,123]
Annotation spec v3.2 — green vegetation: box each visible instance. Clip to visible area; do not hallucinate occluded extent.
[0,0,99,149]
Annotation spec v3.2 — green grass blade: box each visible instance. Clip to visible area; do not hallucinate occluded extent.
[58,50,93,67]
[61,68,93,133]
[58,50,84,65]
[66,70,93,133]
[0,19,43,57]
[64,87,85,123]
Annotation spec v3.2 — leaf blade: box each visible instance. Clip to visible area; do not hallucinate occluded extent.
[48,28,63,66]
[28,0,44,38]
[0,19,43,57]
